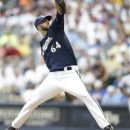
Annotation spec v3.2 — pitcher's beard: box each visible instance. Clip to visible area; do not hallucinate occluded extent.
[41,27,49,31]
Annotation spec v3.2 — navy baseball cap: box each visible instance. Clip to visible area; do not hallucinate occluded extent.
[34,15,52,29]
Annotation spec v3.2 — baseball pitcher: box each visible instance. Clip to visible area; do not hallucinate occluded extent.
[6,0,114,130]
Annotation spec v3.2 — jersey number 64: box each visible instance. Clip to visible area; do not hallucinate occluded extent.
[51,42,61,53]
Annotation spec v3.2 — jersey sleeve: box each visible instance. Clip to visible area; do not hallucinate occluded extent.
[51,12,64,29]
[55,12,64,25]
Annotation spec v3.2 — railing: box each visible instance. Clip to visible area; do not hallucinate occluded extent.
[0,102,130,130]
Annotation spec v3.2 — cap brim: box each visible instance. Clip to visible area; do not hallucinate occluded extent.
[45,15,52,21]
[35,15,52,30]
[40,15,52,24]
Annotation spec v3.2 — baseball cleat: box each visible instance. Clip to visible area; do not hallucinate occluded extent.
[5,126,19,130]
[104,125,114,130]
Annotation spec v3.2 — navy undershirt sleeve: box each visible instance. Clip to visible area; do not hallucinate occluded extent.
[55,12,64,26]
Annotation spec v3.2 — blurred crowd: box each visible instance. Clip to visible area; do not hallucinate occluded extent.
[0,0,130,109]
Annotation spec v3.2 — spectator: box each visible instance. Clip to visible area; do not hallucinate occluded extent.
[16,34,31,57]
[118,67,130,114]
[91,80,105,103]
[91,57,109,84]
[0,0,130,105]
[104,52,122,84]
[0,68,8,92]
[0,31,19,48]
[101,85,125,106]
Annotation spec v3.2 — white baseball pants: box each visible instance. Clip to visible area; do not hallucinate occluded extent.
[12,68,110,129]
[128,98,130,114]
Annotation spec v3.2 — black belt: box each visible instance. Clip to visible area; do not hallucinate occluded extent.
[52,66,73,72]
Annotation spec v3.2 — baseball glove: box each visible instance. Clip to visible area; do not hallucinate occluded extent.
[55,0,67,14]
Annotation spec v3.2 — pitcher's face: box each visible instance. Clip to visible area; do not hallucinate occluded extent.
[37,19,50,33]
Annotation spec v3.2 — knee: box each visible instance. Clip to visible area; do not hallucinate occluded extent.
[24,98,39,110]
[79,92,92,101]
[78,93,88,99]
